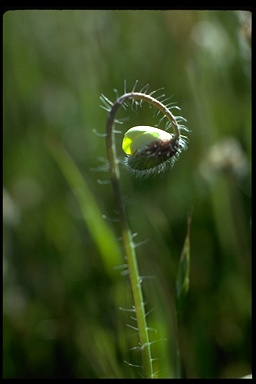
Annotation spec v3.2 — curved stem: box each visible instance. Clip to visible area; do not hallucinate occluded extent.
[105,92,180,378]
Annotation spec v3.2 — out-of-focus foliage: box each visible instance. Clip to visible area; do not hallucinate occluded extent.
[3,10,251,378]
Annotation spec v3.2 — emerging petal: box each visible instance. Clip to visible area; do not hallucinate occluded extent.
[122,126,173,155]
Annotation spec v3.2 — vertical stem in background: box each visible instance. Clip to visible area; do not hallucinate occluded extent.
[105,92,181,378]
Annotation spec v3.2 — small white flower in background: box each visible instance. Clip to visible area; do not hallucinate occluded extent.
[199,137,249,182]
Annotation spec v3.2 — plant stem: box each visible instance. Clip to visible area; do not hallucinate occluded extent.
[105,92,180,378]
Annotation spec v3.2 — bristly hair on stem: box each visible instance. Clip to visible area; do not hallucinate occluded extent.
[102,82,190,378]
[101,82,189,179]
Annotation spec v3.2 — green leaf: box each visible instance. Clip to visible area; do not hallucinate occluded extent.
[175,213,192,315]
[47,139,122,278]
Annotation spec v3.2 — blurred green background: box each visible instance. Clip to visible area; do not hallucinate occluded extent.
[3,10,251,378]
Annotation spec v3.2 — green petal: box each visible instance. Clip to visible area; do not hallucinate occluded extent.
[122,126,172,155]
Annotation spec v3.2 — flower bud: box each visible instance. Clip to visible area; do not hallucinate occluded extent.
[122,126,181,177]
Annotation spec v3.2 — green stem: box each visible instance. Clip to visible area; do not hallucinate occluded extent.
[105,92,180,378]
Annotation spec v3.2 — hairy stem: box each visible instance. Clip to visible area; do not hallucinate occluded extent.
[105,92,180,378]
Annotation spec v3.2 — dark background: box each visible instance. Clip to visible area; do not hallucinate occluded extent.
[3,10,251,378]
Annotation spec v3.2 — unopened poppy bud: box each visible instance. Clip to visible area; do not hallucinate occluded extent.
[122,126,183,177]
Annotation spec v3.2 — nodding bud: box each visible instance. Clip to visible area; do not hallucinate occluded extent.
[122,126,185,177]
